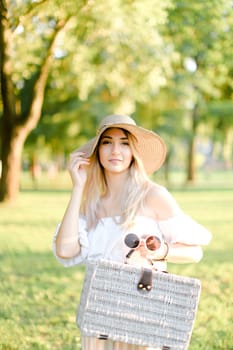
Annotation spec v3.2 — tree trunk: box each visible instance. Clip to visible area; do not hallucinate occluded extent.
[186,133,196,182]
[163,148,171,186]
[222,128,233,169]
[186,105,198,183]
[0,1,68,202]
[0,125,27,201]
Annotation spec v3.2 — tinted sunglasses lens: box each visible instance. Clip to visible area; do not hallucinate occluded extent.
[124,233,140,248]
[146,236,161,251]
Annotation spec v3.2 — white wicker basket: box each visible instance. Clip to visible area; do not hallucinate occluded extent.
[77,260,201,350]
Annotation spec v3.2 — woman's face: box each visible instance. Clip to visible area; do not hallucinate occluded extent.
[98,128,133,174]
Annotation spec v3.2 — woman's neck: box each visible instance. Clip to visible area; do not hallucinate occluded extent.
[98,171,129,217]
[104,171,129,198]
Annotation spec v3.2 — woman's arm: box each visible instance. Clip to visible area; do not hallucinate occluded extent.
[145,184,212,263]
[56,187,83,258]
[55,152,90,259]
[162,242,203,264]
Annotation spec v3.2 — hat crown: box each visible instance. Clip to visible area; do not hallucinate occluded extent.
[97,114,136,134]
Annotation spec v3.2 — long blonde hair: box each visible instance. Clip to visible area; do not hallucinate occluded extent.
[81,130,153,230]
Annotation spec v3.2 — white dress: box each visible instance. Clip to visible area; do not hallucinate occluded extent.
[53,214,211,350]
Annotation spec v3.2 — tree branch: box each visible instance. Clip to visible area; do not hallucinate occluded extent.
[11,0,49,32]
[20,18,70,134]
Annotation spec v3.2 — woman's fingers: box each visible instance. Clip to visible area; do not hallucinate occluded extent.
[69,152,90,170]
[70,158,89,170]
[68,152,90,186]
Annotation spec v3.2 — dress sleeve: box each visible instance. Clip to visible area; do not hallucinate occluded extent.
[52,216,89,267]
[158,213,212,246]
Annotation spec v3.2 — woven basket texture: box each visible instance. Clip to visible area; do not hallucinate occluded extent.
[77,260,201,350]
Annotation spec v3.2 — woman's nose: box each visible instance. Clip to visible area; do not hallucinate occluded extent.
[111,142,120,153]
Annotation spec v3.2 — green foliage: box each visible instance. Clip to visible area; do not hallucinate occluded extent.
[165,0,233,103]
[7,0,233,142]
[2,0,233,188]
[0,174,233,349]
[8,0,174,158]
[11,0,172,104]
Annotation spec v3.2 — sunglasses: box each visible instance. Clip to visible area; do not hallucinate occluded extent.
[124,233,161,251]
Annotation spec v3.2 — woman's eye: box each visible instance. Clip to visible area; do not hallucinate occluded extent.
[100,139,129,146]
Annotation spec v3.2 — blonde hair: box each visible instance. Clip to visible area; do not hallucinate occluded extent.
[81,130,153,230]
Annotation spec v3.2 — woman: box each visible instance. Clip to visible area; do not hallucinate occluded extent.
[53,114,212,350]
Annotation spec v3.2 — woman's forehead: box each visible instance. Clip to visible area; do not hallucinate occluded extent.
[101,127,128,138]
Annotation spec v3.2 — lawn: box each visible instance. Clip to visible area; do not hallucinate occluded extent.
[0,171,232,349]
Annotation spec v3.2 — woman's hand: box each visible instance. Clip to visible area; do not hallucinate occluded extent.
[69,152,90,188]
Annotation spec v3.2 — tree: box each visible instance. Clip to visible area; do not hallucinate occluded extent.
[0,0,172,201]
[204,101,233,168]
[165,0,233,182]
[0,0,70,201]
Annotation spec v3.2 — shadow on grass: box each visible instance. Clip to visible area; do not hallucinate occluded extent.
[0,250,83,350]
[0,250,85,281]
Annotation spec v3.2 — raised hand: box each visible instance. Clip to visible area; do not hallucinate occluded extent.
[68,152,90,188]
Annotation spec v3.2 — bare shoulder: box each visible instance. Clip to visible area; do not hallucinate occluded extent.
[146,183,175,207]
[145,183,181,220]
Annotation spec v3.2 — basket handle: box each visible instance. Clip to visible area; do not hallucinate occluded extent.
[137,268,152,291]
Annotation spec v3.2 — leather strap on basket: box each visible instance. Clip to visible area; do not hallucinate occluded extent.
[137,268,153,291]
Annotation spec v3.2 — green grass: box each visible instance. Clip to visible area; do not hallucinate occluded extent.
[0,172,233,349]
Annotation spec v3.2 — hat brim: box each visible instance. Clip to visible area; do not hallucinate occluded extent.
[73,123,166,174]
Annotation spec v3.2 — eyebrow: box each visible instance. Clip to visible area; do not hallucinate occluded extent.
[101,135,128,140]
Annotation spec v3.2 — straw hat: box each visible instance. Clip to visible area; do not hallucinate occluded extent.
[75,114,166,174]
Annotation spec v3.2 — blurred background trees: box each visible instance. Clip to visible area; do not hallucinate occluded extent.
[0,0,233,202]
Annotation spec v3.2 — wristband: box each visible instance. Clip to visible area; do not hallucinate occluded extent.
[153,241,169,261]
[162,241,169,260]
